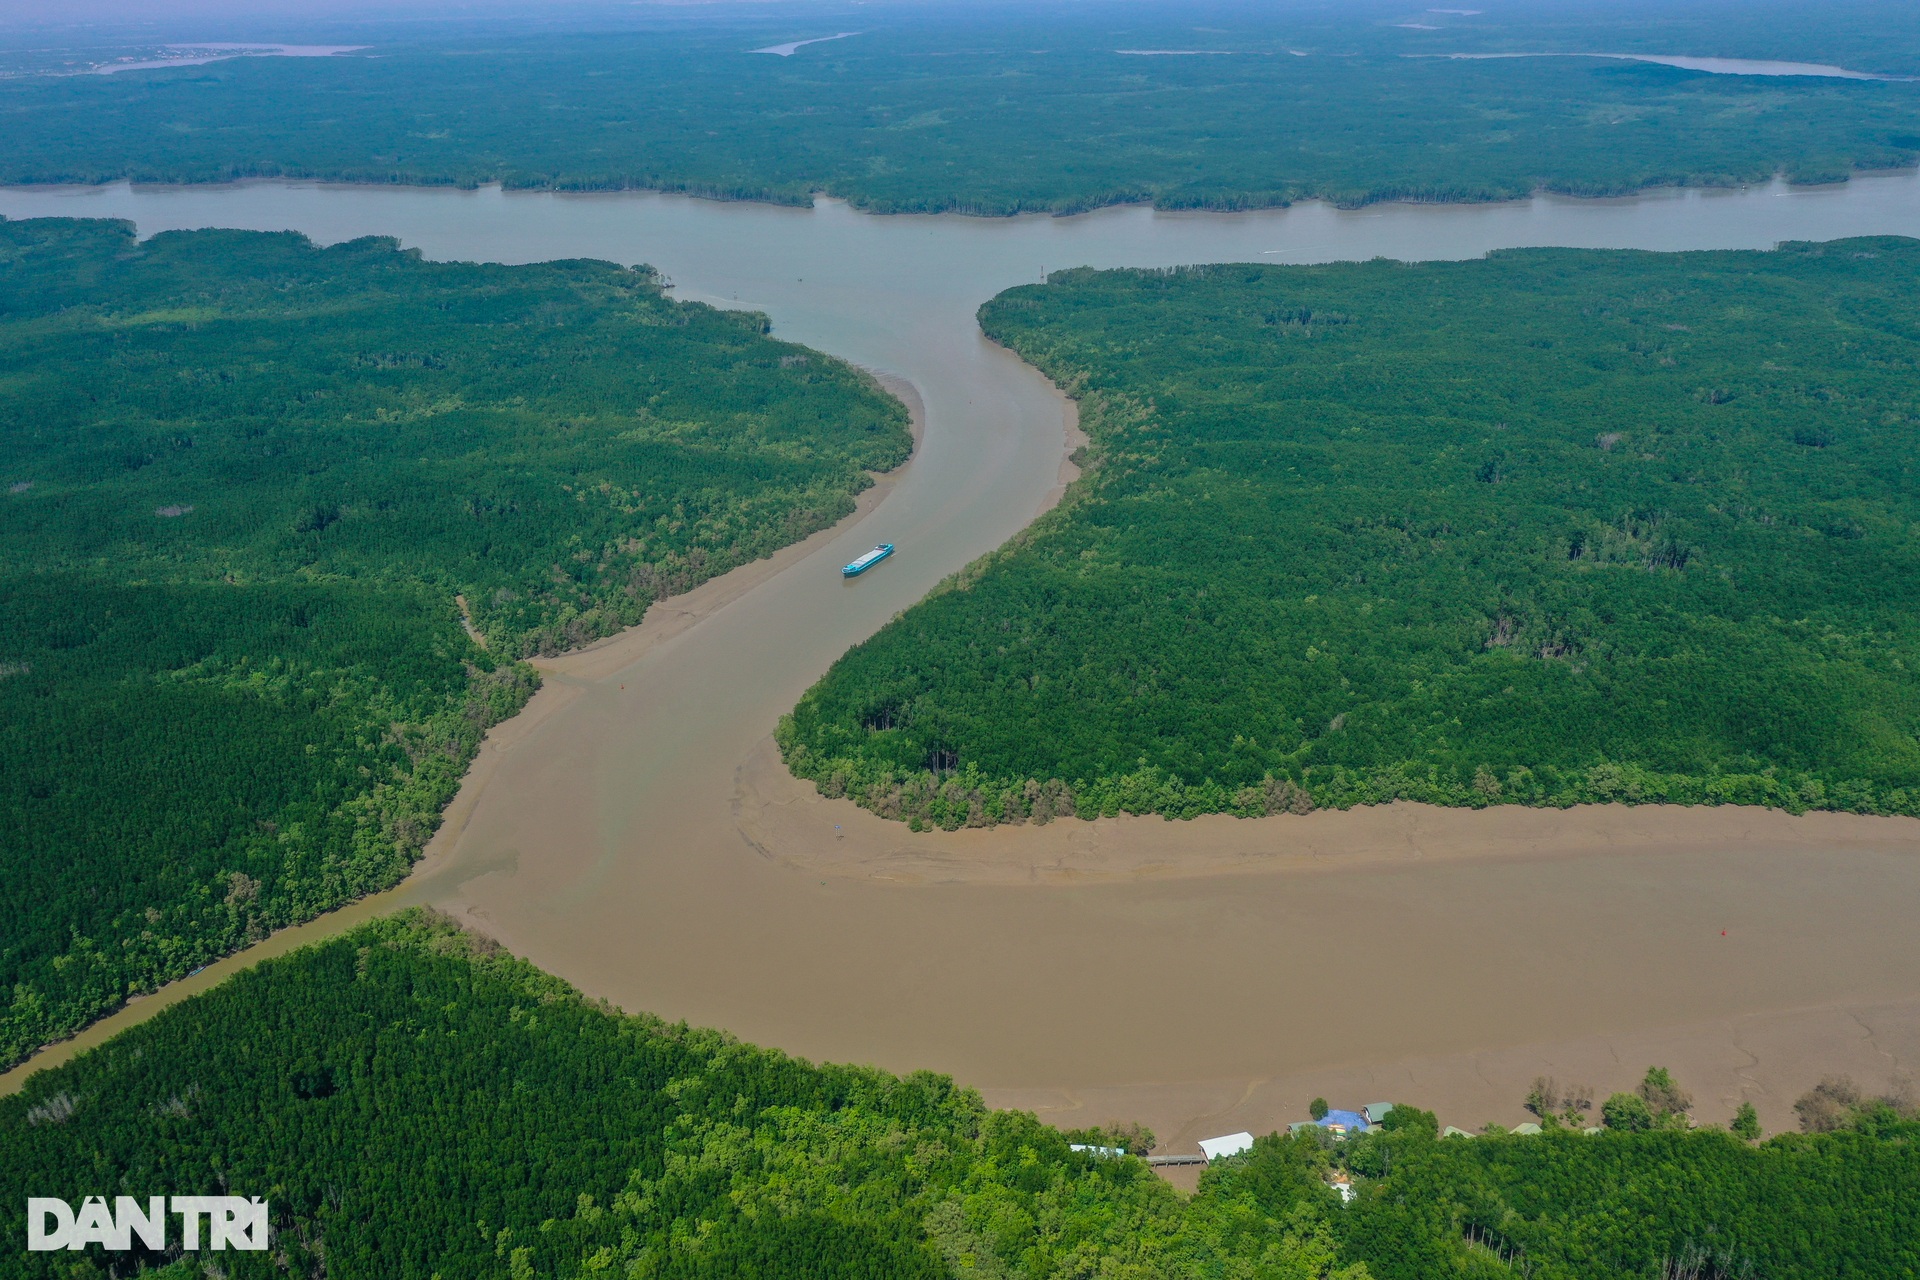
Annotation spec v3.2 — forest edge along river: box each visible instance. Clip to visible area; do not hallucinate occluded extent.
[4,176,1920,1147]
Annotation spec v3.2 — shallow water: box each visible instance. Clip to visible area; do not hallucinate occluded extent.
[750,33,861,56]
[1427,52,1898,79]
[4,175,1920,1131]
[89,46,366,75]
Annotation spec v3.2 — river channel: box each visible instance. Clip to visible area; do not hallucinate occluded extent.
[5,175,1920,1142]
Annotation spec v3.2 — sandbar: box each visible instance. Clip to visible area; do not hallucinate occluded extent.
[736,734,1920,886]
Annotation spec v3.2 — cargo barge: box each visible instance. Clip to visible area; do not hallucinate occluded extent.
[842,544,895,577]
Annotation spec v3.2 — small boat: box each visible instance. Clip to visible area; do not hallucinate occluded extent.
[843,544,895,577]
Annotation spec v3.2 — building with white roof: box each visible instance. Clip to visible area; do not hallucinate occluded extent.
[1198,1131,1255,1161]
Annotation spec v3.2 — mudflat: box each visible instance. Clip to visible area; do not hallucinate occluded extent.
[737,734,1920,886]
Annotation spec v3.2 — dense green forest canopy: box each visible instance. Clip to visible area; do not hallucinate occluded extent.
[0,218,908,654]
[784,237,1920,828]
[4,910,1915,1278]
[3,1,1920,213]
[0,217,908,1069]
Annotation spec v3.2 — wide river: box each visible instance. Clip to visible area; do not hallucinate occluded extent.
[6,176,1920,1143]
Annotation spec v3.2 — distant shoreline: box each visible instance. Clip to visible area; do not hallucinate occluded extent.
[1409,51,1906,81]
[4,158,1916,222]
[82,44,367,77]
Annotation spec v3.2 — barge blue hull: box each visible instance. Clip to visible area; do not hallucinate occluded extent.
[843,543,895,577]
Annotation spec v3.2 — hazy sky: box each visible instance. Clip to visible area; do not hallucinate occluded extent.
[0,0,800,32]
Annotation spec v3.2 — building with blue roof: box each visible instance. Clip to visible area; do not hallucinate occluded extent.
[1288,1108,1372,1138]
[1319,1108,1370,1133]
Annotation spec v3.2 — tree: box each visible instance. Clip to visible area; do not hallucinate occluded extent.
[1310,1097,1329,1121]
[1064,1121,1156,1155]
[1794,1076,1862,1133]
[1378,1105,1437,1137]
[1638,1067,1692,1126]
[1602,1092,1654,1132]
[1730,1101,1760,1140]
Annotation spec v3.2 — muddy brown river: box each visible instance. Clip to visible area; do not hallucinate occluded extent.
[5,176,1919,1145]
